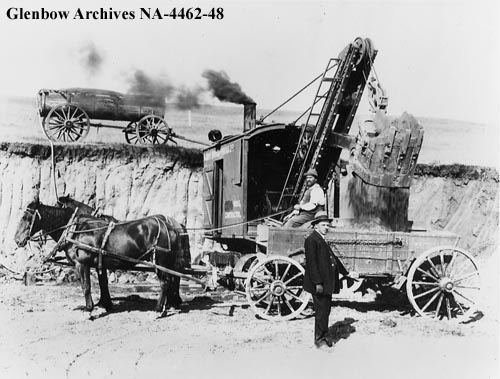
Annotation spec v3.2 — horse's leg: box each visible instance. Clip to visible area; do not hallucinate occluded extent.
[166,275,182,309]
[156,272,169,314]
[96,269,113,311]
[76,260,94,312]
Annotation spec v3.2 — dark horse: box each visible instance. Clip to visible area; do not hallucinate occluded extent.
[55,195,185,308]
[56,195,118,222]
[15,199,191,314]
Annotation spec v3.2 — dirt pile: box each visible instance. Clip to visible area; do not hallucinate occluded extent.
[346,175,411,231]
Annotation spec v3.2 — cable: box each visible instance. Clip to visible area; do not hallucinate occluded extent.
[260,64,337,123]
[185,208,291,232]
[36,104,58,202]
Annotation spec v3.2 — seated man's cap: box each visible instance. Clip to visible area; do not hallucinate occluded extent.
[304,168,318,178]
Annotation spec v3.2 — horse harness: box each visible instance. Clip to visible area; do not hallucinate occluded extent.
[63,215,172,275]
[33,208,206,286]
[25,208,42,240]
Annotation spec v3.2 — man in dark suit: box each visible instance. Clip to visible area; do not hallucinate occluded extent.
[303,211,348,348]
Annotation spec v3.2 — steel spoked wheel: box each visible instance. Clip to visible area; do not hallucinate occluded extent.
[136,115,171,144]
[245,256,311,321]
[406,246,481,321]
[43,104,90,142]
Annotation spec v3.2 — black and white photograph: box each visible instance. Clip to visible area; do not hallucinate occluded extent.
[0,0,498,378]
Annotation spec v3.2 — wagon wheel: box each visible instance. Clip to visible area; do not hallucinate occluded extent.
[245,256,311,321]
[43,104,90,142]
[406,246,481,321]
[124,121,140,144]
[136,115,172,145]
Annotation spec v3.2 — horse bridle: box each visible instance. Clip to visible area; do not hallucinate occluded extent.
[24,207,42,239]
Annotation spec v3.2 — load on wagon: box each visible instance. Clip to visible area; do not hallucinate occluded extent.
[37,88,171,144]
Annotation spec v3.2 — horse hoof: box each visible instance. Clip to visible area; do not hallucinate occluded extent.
[158,310,167,318]
[155,304,164,313]
[89,307,107,320]
[150,311,166,321]
[166,303,181,311]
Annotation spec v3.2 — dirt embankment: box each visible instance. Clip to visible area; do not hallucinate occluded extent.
[0,142,498,269]
[0,142,204,262]
[409,164,498,258]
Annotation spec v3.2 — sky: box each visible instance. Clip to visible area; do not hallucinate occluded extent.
[0,0,498,125]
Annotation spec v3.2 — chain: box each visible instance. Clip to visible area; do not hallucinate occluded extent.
[326,238,405,247]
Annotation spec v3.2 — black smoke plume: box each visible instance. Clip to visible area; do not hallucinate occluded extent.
[175,86,202,110]
[127,70,174,98]
[202,69,254,104]
[126,70,174,106]
[79,43,103,77]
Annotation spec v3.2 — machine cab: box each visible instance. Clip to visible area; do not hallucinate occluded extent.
[202,103,301,251]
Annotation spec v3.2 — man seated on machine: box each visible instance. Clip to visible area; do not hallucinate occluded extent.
[283,168,326,228]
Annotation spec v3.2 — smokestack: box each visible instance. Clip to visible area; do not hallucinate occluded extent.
[244,102,256,132]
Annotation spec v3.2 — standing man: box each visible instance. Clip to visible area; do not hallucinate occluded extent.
[283,168,325,228]
[303,211,348,348]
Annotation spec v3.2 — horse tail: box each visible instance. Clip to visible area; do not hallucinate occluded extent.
[178,223,191,269]
[162,216,191,270]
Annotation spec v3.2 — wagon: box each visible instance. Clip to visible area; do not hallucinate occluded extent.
[234,227,480,321]
[37,88,171,144]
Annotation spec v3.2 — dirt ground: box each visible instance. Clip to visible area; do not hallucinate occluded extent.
[0,251,498,379]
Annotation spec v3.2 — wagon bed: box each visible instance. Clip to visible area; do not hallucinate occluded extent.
[38,88,165,121]
[267,227,460,277]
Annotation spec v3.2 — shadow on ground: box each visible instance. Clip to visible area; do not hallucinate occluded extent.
[333,279,414,315]
[326,317,357,344]
[74,292,227,319]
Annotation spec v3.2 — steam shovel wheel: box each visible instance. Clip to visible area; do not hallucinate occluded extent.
[245,256,311,321]
[406,246,481,321]
[135,115,171,145]
[43,104,90,142]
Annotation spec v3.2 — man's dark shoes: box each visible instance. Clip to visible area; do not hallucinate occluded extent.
[315,340,325,348]
[315,338,331,348]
